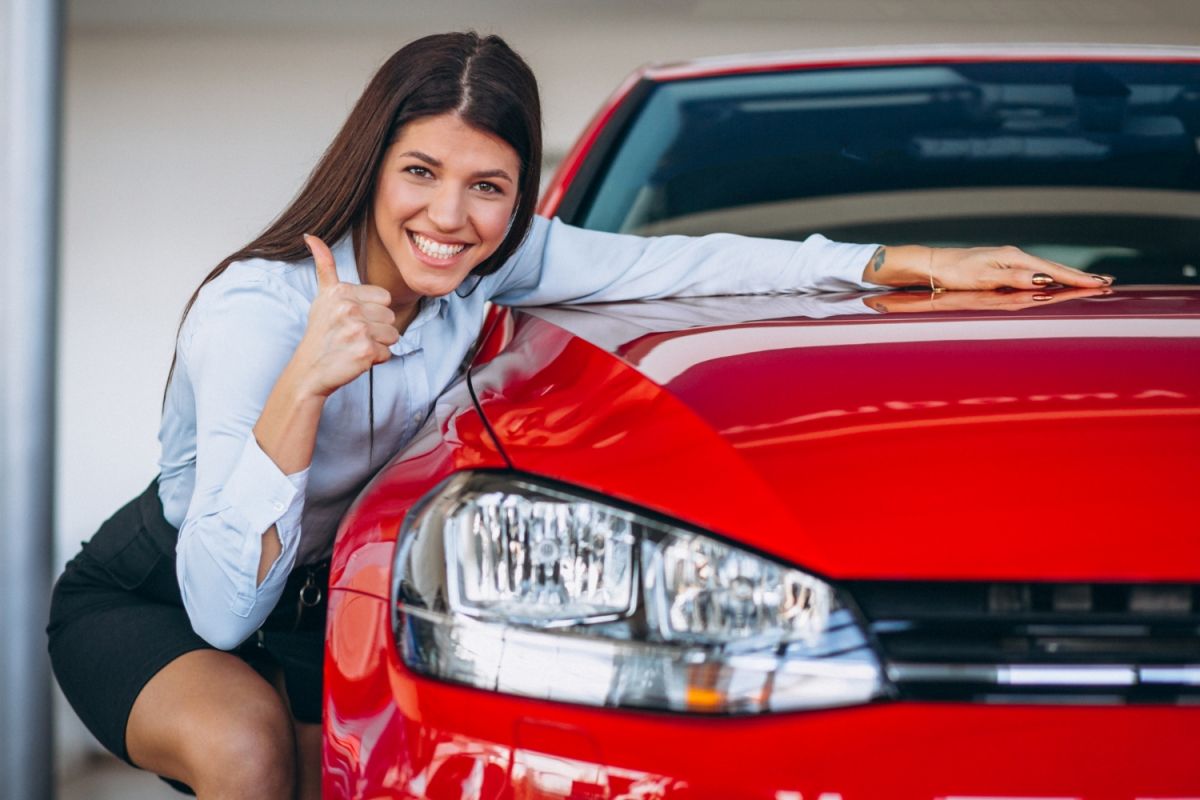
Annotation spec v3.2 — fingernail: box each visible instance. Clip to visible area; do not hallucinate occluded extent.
[1092,274,1114,284]
[1031,273,1054,286]
[1033,294,1053,301]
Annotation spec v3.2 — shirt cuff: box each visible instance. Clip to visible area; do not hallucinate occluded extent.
[218,434,308,544]
[796,236,884,291]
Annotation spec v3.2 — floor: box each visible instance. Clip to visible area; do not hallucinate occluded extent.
[60,753,182,800]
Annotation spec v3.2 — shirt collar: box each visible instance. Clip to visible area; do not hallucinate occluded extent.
[388,297,447,356]
[408,295,448,331]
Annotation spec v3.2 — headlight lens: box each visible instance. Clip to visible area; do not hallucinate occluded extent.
[448,492,637,626]
[393,473,882,714]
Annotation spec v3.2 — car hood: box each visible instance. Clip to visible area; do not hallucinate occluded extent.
[468,289,1200,581]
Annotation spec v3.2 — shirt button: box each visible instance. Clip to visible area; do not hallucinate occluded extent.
[272,501,285,512]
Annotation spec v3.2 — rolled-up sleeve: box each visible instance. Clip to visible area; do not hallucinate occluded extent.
[488,216,882,305]
[174,273,310,649]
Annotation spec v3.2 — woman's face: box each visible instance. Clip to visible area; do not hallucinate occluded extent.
[364,113,520,312]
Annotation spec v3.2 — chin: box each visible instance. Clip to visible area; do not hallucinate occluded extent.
[412,277,465,299]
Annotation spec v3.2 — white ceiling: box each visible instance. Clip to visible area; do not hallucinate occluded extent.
[68,0,1200,36]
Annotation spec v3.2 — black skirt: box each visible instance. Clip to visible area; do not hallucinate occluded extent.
[46,479,328,767]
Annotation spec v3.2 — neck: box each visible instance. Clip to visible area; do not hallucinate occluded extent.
[394,302,421,334]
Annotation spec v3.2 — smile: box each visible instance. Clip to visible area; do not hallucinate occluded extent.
[410,232,468,260]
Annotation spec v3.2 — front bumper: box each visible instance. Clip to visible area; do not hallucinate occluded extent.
[324,589,1200,800]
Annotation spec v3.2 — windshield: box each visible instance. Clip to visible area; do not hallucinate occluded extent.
[574,61,1200,284]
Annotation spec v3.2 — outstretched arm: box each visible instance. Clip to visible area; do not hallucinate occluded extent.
[487,216,880,305]
[486,217,1111,307]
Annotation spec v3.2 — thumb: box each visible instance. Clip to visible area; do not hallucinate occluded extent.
[303,234,340,290]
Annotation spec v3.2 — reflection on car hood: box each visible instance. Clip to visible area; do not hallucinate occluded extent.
[472,289,1200,581]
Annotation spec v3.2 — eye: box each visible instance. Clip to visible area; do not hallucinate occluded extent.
[404,165,433,178]
[472,181,504,195]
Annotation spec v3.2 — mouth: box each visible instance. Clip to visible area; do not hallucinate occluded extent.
[408,231,470,264]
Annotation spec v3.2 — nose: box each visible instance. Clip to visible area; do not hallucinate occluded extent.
[426,183,467,232]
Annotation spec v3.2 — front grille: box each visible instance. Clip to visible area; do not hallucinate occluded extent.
[844,581,1200,703]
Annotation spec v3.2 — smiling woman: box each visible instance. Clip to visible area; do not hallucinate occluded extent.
[364,115,521,314]
[46,30,1111,800]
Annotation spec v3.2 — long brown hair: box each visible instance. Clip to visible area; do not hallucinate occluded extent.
[167,32,542,388]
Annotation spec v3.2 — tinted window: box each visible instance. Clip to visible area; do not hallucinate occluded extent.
[574,61,1200,283]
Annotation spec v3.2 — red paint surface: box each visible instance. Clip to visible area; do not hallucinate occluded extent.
[323,388,512,797]
[326,593,1200,799]
[328,385,508,597]
[326,289,1200,798]
[468,291,1200,582]
[326,44,1200,798]
[643,46,1200,82]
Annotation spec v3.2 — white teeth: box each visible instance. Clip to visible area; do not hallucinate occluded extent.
[412,233,466,259]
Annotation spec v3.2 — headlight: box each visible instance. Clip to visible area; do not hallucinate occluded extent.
[393,473,882,714]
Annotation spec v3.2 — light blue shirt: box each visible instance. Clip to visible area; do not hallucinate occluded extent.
[158,215,880,648]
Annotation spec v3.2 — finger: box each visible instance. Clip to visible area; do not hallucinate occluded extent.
[994,249,1112,289]
[875,287,1108,314]
[1045,259,1115,289]
[371,343,393,365]
[347,283,392,307]
[1037,263,1113,289]
[359,303,397,326]
[987,263,1077,291]
[1006,287,1112,309]
[367,321,400,347]
[1032,287,1112,303]
[303,234,340,290]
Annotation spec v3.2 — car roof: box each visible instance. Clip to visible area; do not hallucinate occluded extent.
[641,43,1200,82]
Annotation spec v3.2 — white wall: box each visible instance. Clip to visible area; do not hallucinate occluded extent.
[54,0,1200,777]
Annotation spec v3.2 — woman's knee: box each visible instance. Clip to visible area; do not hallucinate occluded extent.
[127,650,297,798]
[184,693,297,796]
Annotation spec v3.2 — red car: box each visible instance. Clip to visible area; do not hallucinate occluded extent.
[323,46,1200,799]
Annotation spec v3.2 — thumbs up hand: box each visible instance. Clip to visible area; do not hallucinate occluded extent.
[296,233,399,397]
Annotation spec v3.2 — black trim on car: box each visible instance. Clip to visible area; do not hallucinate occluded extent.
[554,77,657,225]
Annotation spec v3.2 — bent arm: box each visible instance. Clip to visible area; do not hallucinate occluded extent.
[176,239,394,649]
[250,358,328,582]
[174,275,316,649]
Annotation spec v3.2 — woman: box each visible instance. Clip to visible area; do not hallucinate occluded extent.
[48,31,1110,799]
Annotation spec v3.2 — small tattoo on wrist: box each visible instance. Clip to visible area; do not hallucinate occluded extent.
[870,246,886,273]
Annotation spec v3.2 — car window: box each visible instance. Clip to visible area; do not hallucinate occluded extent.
[574,61,1200,283]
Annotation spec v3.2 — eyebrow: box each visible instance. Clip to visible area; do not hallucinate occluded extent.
[399,150,515,183]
